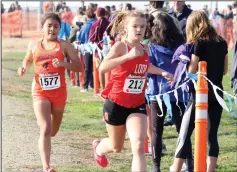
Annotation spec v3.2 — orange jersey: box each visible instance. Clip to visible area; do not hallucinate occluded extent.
[32,39,66,97]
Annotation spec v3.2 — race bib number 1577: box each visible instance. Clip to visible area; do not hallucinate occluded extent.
[39,74,60,90]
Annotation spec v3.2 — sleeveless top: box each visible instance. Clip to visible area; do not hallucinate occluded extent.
[32,39,66,97]
[101,43,149,108]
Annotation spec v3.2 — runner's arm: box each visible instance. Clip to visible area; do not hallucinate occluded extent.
[147,64,164,75]
[63,42,82,72]
[99,42,130,74]
[148,64,173,81]
[22,41,34,72]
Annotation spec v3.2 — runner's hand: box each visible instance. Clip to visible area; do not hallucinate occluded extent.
[161,71,173,82]
[18,67,26,76]
[52,58,64,68]
[126,45,144,60]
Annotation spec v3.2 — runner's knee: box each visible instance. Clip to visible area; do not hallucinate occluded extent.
[131,140,145,155]
[51,127,60,137]
[39,122,51,137]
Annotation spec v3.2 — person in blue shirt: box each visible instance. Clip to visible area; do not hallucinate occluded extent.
[146,12,192,172]
[58,21,71,40]
[57,11,72,79]
[164,1,192,127]
[77,8,97,92]
[57,11,71,40]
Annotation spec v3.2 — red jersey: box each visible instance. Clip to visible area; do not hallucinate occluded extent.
[101,44,149,108]
[32,39,66,97]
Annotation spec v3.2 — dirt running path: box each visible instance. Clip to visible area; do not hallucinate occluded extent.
[2,95,95,172]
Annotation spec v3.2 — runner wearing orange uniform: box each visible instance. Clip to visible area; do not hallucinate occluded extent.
[18,13,81,172]
[32,38,67,107]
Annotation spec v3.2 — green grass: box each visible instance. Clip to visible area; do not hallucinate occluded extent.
[2,52,26,61]
[2,51,237,172]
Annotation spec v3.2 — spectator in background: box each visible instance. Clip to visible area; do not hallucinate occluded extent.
[1,2,5,13]
[58,11,71,40]
[89,7,111,90]
[55,3,62,12]
[56,1,70,12]
[105,6,111,19]
[68,22,84,43]
[87,3,95,10]
[109,4,120,22]
[171,10,228,172]
[89,7,110,52]
[149,1,166,18]
[169,1,192,37]
[166,1,192,128]
[147,12,187,172]
[231,1,237,99]
[77,8,97,92]
[218,9,227,40]
[186,4,191,9]
[232,1,237,42]
[57,11,72,79]
[149,1,182,35]
[123,3,132,11]
[119,3,123,11]
[202,5,209,17]
[72,7,87,26]
[226,5,234,50]
[43,1,55,13]
[8,3,16,13]
[94,3,98,10]
[62,1,67,9]
[15,1,21,10]
[61,6,73,25]
[111,5,116,13]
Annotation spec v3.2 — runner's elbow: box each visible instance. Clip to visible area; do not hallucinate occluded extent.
[99,65,106,74]
[75,62,82,72]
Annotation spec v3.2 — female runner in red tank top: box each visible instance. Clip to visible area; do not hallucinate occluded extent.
[92,11,173,172]
[18,13,82,172]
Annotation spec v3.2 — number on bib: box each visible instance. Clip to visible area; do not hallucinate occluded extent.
[123,78,145,94]
[39,75,60,90]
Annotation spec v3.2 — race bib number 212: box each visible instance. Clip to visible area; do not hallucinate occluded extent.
[123,78,145,94]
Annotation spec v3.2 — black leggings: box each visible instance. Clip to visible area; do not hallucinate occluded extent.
[175,101,223,158]
[83,52,93,89]
[150,101,192,167]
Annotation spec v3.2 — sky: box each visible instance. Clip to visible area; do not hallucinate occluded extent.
[2,1,235,11]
